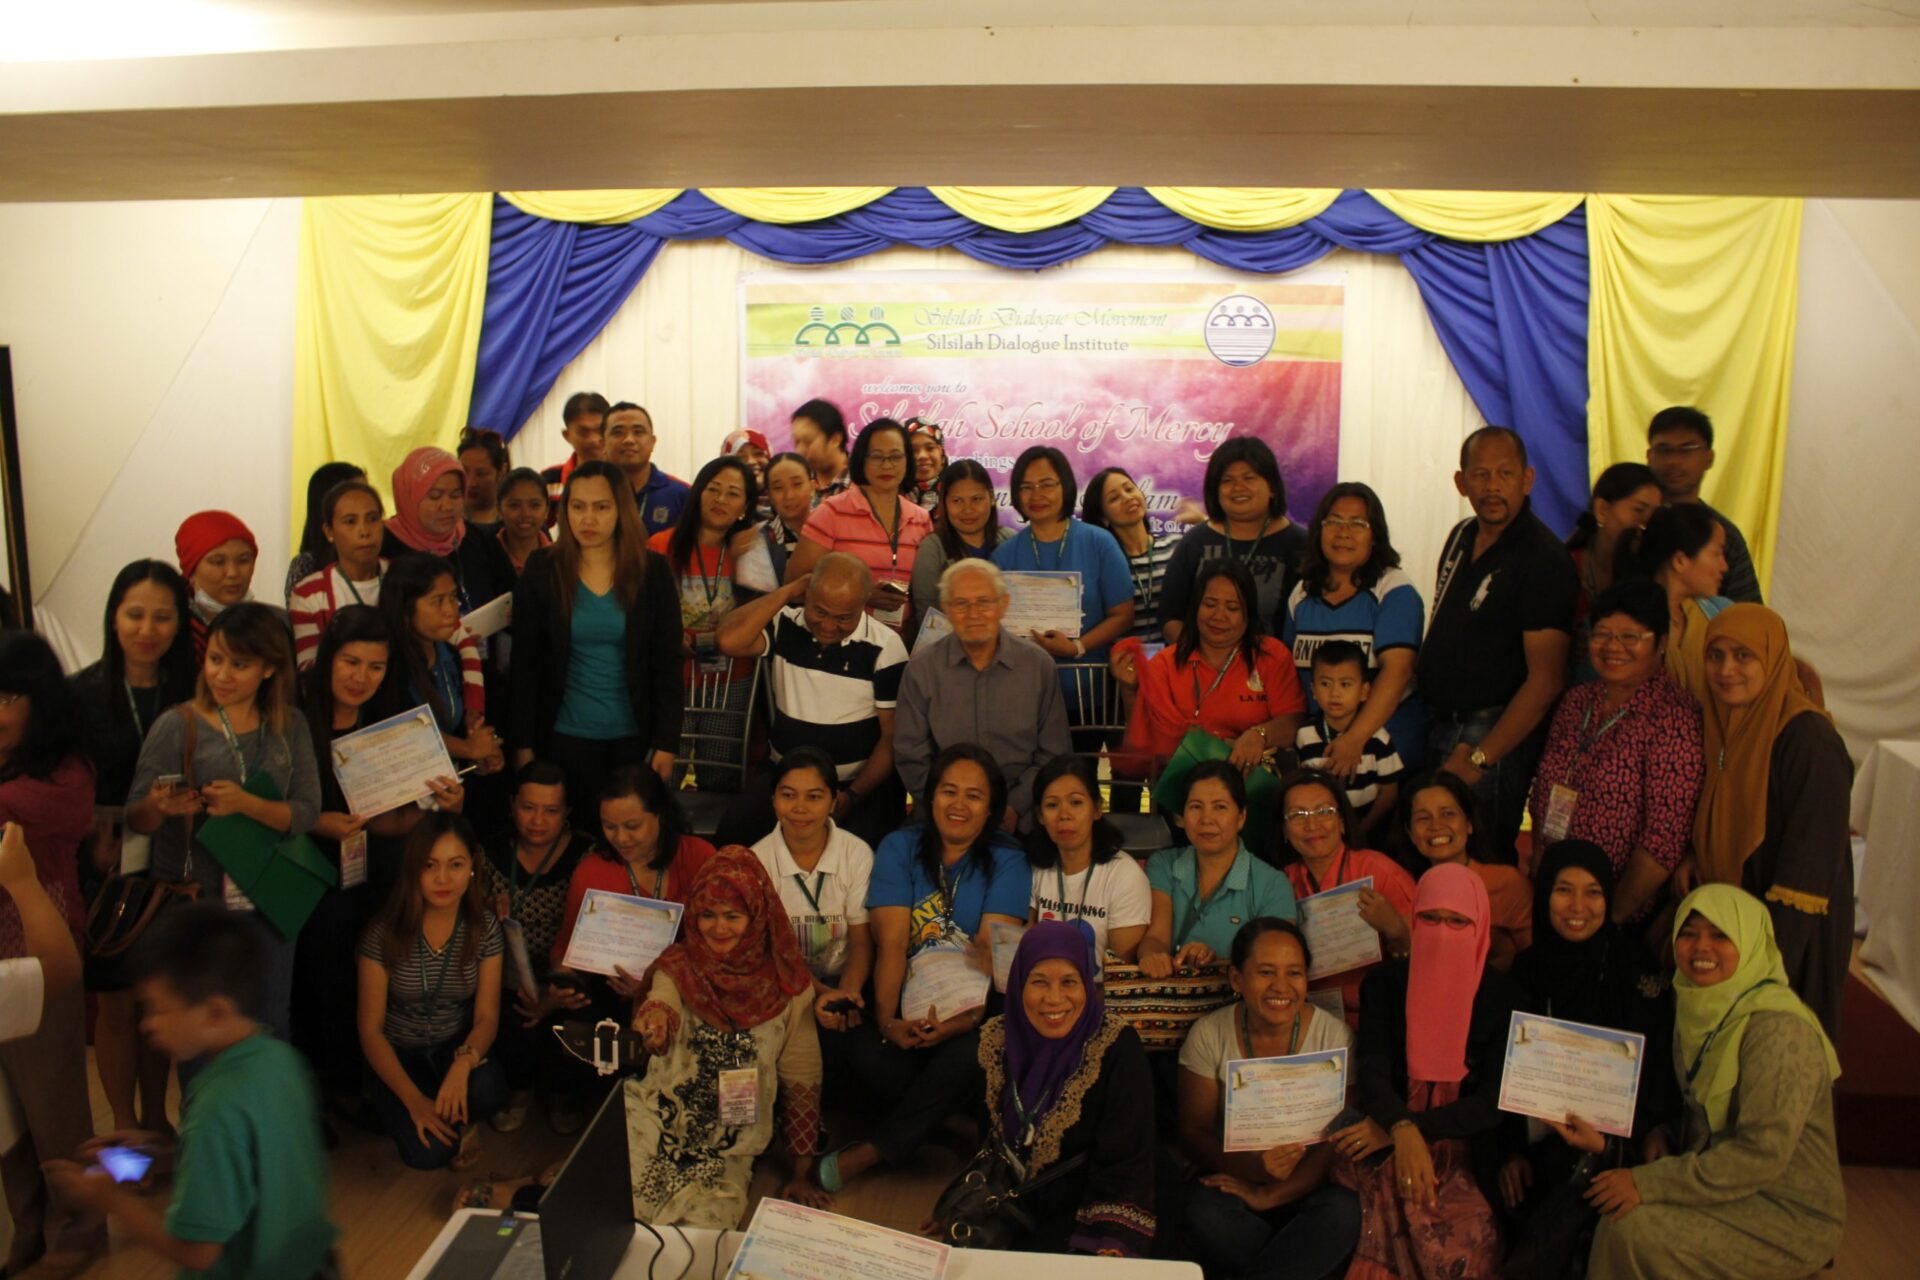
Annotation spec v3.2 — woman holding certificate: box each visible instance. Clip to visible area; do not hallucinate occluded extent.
[1178,918,1360,1280]
[508,460,685,802]
[1402,771,1532,970]
[356,812,509,1170]
[629,847,825,1225]
[1585,885,1843,1279]
[991,446,1136,676]
[968,921,1158,1257]
[377,553,500,778]
[1137,762,1297,978]
[1500,840,1675,1280]
[825,746,1029,1193]
[1276,770,1415,1027]
[1332,863,1518,1280]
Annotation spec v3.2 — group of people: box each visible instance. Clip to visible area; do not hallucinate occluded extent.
[0,391,1853,1279]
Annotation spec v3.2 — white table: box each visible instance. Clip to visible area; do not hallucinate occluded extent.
[1851,738,1920,1031]
[407,1208,1202,1280]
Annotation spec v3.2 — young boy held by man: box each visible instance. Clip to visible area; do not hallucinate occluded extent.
[1294,640,1405,840]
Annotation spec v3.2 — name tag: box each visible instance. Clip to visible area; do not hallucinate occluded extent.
[718,1066,760,1127]
[1541,783,1578,844]
[223,875,255,913]
[340,831,369,890]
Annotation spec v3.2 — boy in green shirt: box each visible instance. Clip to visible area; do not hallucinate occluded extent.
[46,906,338,1279]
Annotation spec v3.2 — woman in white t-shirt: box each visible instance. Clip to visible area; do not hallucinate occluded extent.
[749,748,874,1079]
[1176,918,1361,1280]
[1023,755,1152,970]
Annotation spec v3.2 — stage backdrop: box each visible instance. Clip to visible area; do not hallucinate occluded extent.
[740,270,1343,529]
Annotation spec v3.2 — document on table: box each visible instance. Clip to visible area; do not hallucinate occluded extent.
[900,943,990,1021]
[1003,571,1084,637]
[559,890,685,979]
[726,1197,949,1280]
[328,704,458,817]
[989,921,1027,993]
[462,592,513,638]
[1297,878,1381,979]
[1497,1011,1646,1138]
[1222,1048,1349,1150]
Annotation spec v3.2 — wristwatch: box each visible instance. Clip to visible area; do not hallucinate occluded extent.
[1469,745,1491,770]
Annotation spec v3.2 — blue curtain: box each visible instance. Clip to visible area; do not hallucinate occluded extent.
[471,188,1590,532]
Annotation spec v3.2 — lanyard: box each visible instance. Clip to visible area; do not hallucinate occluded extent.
[938,859,970,921]
[1190,651,1239,721]
[694,544,731,609]
[1238,1000,1302,1059]
[214,706,253,776]
[1009,1079,1046,1147]
[1684,980,1780,1086]
[124,681,153,738]
[793,871,828,914]
[1430,520,1475,622]
[1301,848,1349,898]
[429,646,463,726]
[418,923,459,1019]
[624,859,666,900]
[340,563,382,607]
[1125,542,1159,614]
[1054,862,1093,919]
[868,489,904,569]
[1028,523,1070,572]
[1565,699,1633,782]
[1224,518,1273,566]
[507,837,564,919]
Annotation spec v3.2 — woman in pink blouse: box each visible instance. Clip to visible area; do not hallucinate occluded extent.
[1526,579,1704,922]
[784,418,931,633]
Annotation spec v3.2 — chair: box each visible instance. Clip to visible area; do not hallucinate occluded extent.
[1057,660,1172,855]
[674,655,764,838]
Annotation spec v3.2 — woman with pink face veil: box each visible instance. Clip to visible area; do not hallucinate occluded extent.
[1328,862,1519,1279]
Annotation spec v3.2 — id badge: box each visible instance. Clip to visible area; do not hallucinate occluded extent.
[340,830,369,889]
[871,599,907,627]
[1541,783,1578,844]
[222,875,255,913]
[718,1066,760,1127]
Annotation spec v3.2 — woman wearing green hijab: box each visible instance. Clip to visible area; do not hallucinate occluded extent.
[1585,884,1843,1279]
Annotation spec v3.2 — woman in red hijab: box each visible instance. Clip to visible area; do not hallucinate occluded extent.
[1329,862,1520,1279]
[628,847,824,1226]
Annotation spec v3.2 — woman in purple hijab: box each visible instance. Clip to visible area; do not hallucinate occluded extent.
[973,920,1157,1257]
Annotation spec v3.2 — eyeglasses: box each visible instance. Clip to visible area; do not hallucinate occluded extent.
[945,597,1002,615]
[1590,629,1655,649]
[1284,806,1339,824]
[1322,516,1371,532]
[866,452,907,465]
[1017,479,1062,496]
[1649,442,1707,457]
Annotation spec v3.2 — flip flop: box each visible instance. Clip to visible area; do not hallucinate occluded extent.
[815,1146,851,1194]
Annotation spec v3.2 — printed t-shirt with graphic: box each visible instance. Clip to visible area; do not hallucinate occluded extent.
[1027,854,1153,970]
[751,823,875,982]
[1282,564,1427,754]
[867,828,1030,954]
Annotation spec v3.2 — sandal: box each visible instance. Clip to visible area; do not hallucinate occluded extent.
[452,1179,497,1212]
[450,1126,484,1172]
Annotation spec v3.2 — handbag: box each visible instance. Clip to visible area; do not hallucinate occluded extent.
[930,1142,1089,1251]
[85,710,205,960]
[1099,957,1234,1052]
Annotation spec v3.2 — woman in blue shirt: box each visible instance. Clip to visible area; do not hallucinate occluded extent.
[823,744,1029,1193]
[1138,762,1297,977]
[992,447,1135,666]
[1283,482,1428,772]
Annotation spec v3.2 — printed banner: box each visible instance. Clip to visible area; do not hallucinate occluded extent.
[740,271,1343,532]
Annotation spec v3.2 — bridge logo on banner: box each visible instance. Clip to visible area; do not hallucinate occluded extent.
[741,270,1345,533]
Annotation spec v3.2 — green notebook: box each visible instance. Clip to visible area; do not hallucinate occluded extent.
[197,770,338,939]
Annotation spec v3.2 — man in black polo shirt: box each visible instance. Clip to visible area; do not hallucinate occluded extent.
[1646,405,1763,604]
[711,552,909,848]
[1418,426,1577,862]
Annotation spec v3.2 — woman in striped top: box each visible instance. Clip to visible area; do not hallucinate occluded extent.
[1084,467,1181,639]
[288,479,388,669]
[357,812,508,1170]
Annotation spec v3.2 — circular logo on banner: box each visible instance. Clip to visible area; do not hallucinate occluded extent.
[1203,295,1277,367]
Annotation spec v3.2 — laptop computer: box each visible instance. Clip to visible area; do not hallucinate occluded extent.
[422,1082,635,1280]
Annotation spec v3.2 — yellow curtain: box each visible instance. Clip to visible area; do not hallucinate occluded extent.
[926,186,1117,233]
[1144,186,1341,231]
[1369,190,1584,241]
[291,195,495,538]
[501,189,681,224]
[1587,196,1803,592]
[701,187,894,224]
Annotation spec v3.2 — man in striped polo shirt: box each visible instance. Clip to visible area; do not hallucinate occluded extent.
[715,552,909,847]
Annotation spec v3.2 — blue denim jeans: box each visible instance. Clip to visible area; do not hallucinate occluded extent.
[1185,1181,1361,1280]
[1425,707,1547,865]
[367,1039,510,1169]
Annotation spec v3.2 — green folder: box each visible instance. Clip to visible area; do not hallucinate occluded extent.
[197,770,338,939]
[1150,729,1279,861]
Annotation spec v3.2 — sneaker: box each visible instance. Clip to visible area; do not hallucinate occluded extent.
[548,1095,586,1136]
[491,1103,528,1133]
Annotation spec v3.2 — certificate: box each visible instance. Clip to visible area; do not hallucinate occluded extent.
[1297,878,1382,980]
[1003,570,1084,637]
[1497,1012,1646,1138]
[1222,1048,1349,1150]
[727,1197,949,1280]
[914,607,953,652]
[461,592,513,638]
[328,704,458,817]
[988,921,1027,993]
[559,890,685,978]
[900,944,989,1022]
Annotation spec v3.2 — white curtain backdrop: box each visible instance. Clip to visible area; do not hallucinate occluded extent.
[518,241,1486,614]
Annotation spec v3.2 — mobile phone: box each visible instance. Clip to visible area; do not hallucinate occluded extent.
[822,997,859,1015]
[96,1146,153,1184]
[154,774,185,790]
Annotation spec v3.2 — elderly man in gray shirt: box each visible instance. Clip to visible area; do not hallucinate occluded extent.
[894,560,1072,829]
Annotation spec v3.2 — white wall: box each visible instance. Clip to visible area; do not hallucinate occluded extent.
[1774,199,1920,758]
